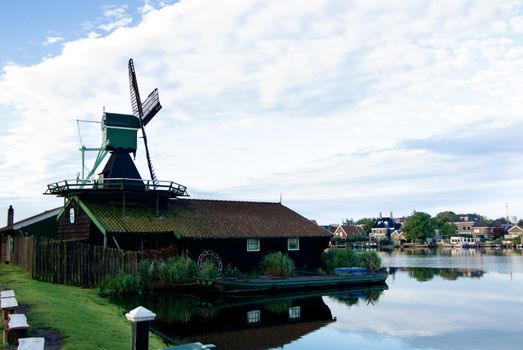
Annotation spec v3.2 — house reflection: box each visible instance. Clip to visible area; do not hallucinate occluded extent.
[109,285,387,350]
[156,294,335,350]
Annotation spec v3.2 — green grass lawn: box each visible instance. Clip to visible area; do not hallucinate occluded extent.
[0,264,166,350]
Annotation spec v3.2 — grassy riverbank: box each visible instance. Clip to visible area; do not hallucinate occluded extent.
[0,264,166,350]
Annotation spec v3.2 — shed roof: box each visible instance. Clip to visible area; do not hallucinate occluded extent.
[80,198,332,239]
[0,207,61,233]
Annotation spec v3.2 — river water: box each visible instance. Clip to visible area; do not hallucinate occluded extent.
[115,248,523,350]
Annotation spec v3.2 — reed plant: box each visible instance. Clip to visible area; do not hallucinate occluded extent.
[98,272,141,296]
[321,248,382,273]
[198,259,220,279]
[164,255,198,284]
[100,255,198,296]
[260,252,295,277]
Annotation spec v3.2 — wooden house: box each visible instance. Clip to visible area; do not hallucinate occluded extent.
[55,196,331,271]
[332,225,366,240]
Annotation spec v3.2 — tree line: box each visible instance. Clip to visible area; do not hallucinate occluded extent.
[344,211,517,242]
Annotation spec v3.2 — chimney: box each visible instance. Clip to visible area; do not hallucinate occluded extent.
[7,205,14,227]
[379,212,382,219]
[390,211,393,219]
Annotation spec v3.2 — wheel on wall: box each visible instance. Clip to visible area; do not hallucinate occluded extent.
[197,250,223,275]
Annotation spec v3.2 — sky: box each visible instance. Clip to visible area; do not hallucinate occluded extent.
[1,0,523,226]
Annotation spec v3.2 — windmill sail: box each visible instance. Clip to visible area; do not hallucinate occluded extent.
[128,58,160,188]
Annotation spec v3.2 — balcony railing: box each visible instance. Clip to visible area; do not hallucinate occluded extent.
[45,178,188,197]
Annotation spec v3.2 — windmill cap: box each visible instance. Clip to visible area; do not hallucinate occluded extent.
[125,306,156,322]
[103,112,140,129]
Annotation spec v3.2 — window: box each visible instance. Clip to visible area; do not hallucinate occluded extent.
[247,238,260,252]
[288,306,301,320]
[247,310,261,324]
[288,237,299,251]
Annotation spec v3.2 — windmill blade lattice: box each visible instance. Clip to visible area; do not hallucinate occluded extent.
[128,58,160,188]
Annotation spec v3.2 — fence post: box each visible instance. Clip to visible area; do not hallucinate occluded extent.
[125,306,156,350]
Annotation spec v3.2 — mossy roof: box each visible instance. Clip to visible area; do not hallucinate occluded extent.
[80,198,332,239]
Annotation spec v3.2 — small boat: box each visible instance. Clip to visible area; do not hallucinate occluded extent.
[211,269,388,294]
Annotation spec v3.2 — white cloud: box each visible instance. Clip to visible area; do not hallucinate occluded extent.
[98,5,132,32]
[43,36,64,45]
[2,0,523,223]
[139,0,156,16]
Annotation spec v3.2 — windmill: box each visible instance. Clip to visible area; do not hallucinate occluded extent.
[128,58,161,189]
[45,59,187,198]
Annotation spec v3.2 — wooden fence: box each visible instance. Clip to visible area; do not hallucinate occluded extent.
[11,236,138,288]
[10,236,34,274]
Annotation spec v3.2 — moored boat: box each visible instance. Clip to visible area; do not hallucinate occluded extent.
[211,270,389,294]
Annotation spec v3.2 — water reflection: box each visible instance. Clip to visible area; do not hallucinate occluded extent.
[387,267,485,282]
[110,285,388,350]
[379,248,523,273]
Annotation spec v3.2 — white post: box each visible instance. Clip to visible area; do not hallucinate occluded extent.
[125,306,156,350]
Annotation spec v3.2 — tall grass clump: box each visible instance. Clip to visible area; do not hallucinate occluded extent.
[321,248,360,273]
[99,255,199,296]
[260,252,295,277]
[98,273,141,296]
[198,259,220,279]
[321,248,382,273]
[137,255,198,289]
[164,255,198,284]
[224,264,240,277]
[358,251,382,272]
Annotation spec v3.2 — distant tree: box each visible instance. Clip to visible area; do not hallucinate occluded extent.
[439,222,458,238]
[435,211,456,227]
[343,218,355,225]
[478,214,493,226]
[518,219,523,227]
[355,218,375,234]
[492,227,506,238]
[402,212,436,242]
[492,217,509,226]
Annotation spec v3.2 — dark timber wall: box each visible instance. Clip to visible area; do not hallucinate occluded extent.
[57,202,91,241]
[182,236,330,271]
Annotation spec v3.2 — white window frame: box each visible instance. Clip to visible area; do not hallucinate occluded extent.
[288,306,301,320]
[247,238,260,252]
[287,237,300,251]
[247,310,261,324]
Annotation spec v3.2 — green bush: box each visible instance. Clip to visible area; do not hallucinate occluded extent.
[224,264,240,277]
[321,248,360,273]
[98,273,141,296]
[99,255,199,296]
[321,248,382,273]
[346,235,370,243]
[198,259,220,279]
[260,252,295,277]
[358,251,381,272]
[379,238,393,245]
[164,255,198,284]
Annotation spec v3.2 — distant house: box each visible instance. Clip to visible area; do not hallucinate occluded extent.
[332,225,366,240]
[390,230,405,242]
[450,214,495,238]
[370,215,401,241]
[319,224,338,234]
[451,214,482,235]
[505,225,523,240]
[449,236,480,246]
